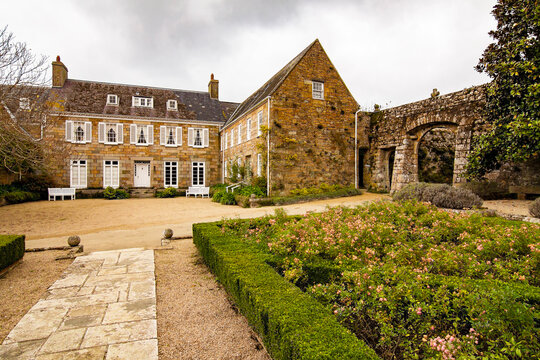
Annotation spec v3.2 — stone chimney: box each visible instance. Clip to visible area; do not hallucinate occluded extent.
[208,73,219,100]
[52,55,68,88]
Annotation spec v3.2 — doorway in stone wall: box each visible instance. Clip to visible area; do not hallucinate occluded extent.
[388,149,395,189]
[134,161,151,187]
[417,128,456,184]
[358,148,367,188]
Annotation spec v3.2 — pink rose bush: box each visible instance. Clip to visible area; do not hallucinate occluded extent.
[221,201,539,359]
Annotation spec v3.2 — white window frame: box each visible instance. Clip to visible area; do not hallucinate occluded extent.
[224,132,228,150]
[257,154,262,176]
[167,99,178,111]
[164,161,178,188]
[130,124,154,146]
[230,129,235,147]
[192,161,205,187]
[107,94,119,106]
[257,111,263,136]
[312,81,324,100]
[103,160,120,188]
[132,96,154,108]
[98,123,123,145]
[65,120,92,144]
[160,126,182,147]
[70,160,87,189]
[187,128,209,148]
[224,159,228,178]
[19,98,30,110]
[237,124,242,145]
[246,118,251,140]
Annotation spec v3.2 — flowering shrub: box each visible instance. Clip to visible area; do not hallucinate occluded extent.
[221,201,540,359]
[530,197,540,218]
[393,183,482,209]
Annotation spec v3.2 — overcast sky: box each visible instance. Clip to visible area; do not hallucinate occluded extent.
[0,0,497,110]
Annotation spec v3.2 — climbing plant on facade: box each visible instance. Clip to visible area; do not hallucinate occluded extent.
[467,0,540,178]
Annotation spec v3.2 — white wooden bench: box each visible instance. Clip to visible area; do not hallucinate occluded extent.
[48,188,76,201]
[186,186,210,198]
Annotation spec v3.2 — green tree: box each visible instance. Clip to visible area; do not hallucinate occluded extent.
[467,0,540,178]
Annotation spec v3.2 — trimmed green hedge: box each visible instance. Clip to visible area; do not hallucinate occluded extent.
[0,235,25,270]
[193,222,379,360]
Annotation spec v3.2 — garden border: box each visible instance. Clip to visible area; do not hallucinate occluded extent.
[193,222,380,360]
[0,235,25,271]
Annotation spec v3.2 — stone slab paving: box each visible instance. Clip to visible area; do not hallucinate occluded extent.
[0,248,158,360]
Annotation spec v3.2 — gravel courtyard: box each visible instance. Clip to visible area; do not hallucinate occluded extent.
[0,193,389,252]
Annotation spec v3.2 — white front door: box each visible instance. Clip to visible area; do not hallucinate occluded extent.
[134,161,151,187]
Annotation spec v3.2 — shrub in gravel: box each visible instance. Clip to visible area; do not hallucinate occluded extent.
[103,187,129,200]
[156,187,177,198]
[393,183,482,209]
[529,197,540,218]
[219,191,236,205]
[392,182,429,201]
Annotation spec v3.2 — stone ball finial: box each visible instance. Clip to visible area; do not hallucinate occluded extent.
[67,235,81,247]
[431,88,440,98]
[374,104,380,111]
[163,228,173,239]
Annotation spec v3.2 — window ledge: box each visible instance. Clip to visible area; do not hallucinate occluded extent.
[164,144,179,148]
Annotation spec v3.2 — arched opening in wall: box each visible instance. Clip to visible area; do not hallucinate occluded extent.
[417,128,456,184]
[388,149,395,189]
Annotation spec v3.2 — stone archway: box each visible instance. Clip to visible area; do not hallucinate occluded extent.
[390,121,471,192]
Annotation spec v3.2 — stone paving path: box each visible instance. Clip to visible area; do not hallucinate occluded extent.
[0,248,157,360]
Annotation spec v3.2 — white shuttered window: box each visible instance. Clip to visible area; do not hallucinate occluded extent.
[246,118,251,140]
[98,123,123,145]
[65,120,92,143]
[160,126,182,147]
[187,128,209,148]
[130,124,153,146]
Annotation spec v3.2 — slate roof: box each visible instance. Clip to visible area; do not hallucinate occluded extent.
[52,79,238,124]
[223,39,319,128]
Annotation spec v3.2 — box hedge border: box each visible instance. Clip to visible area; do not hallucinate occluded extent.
[0,235,25,270]
[193,222,380,360]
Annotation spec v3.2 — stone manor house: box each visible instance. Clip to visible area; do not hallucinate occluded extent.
[3,40,539,197]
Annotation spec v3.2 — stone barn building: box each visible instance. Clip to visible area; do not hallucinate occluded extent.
[220,39,364,195]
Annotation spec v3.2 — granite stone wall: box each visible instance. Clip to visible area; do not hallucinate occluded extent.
[268,41,364,194]
[368,84,539,197]
[44,116,221,189]
[368,85,486,192]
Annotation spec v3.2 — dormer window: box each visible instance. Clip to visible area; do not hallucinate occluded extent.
[107,94,119,106]
[167,100,178,111]
[132,96,153,108]
[19,98,30,110]
[312,81,324,100]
